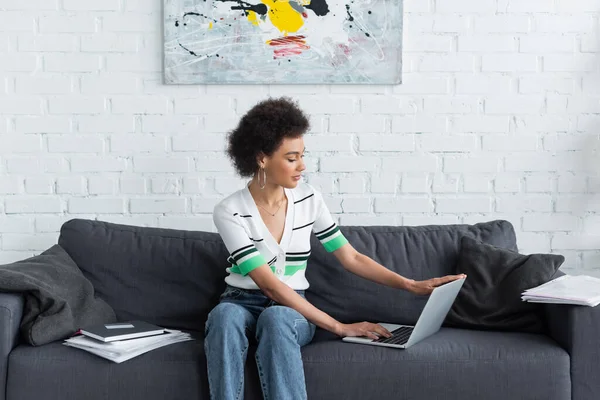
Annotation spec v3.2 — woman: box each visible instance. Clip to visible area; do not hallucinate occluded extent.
[205,97,465,400]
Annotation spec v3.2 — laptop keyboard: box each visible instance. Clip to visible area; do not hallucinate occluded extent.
[373,326,414,345]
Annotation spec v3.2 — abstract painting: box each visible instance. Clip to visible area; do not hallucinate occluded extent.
[163,0,403,84]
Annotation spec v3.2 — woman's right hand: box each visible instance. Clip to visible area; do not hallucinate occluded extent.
[337,322,393,340]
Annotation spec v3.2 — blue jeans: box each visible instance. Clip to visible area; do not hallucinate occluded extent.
[204,285,317,400]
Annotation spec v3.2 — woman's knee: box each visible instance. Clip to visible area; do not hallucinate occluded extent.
[256,306,316,346]
[256,306,301,336]
[205,302,252,336]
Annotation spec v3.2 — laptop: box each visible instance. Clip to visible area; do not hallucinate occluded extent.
[342,277,466,349]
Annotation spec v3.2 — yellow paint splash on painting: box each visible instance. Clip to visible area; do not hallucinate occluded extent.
[261,0,304,34]
[246,10,259,26]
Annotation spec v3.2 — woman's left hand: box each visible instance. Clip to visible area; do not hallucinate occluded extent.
[408,274,466,295]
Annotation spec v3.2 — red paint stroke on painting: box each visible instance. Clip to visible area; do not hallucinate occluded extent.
[267,35,310,58]
[337,43,351,56]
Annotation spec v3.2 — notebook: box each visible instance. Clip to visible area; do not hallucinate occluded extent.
[80,321,166,342]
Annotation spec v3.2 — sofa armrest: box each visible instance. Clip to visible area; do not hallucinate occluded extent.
[544,303,600,400]
[0,292,23,400]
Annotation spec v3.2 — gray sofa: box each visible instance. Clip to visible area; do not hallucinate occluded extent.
[0,218,598,400]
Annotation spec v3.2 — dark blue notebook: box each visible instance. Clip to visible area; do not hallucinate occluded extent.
[80,320,166,342]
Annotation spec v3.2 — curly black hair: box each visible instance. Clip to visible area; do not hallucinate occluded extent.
[226,97,310,178]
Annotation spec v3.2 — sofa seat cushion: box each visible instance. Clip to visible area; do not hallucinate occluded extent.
[7,334,268,400]
[7,334,262,400]
[7,338,208,400]
[303,327,571,400]
[8,328,570,400]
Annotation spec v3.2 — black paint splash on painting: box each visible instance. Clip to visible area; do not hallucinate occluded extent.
[345,3,371,37]
[177,11,233,27]
[179,42,222,58]
[215,0,267,16]
[183,11,219,24]
[306,0,330,16]
[179,42,198,56]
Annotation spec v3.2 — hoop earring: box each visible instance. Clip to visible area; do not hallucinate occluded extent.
[258,167,266,190]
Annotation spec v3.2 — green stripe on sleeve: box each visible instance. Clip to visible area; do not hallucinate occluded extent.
[322,235,348,252]
[238,254,267,275]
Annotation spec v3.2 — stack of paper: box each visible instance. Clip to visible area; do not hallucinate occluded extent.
[522,275,600,307]
[63,329,193,363]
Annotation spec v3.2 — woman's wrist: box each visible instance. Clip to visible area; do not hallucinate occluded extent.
[403,278,416,293]
[333,321,345,337]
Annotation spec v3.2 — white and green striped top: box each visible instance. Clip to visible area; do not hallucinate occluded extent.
[212,182,348,290]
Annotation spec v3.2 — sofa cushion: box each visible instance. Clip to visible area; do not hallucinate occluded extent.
[7,336,266,400]
[7,328,570,400]
[303,328,570,400]
[58,219,230,332]
[446,236,564,333]
[305,220,518,326]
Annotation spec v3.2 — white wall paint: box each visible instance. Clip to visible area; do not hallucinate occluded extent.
[0,0,599,275]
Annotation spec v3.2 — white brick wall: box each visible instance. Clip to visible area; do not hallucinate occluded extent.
[0,0,599,276]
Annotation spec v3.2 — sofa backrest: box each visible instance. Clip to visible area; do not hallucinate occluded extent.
[305,220,517,326]
[58,218,517,332]
[58,219,230,333]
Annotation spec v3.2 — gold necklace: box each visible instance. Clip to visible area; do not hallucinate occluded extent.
[257,194,285,217]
